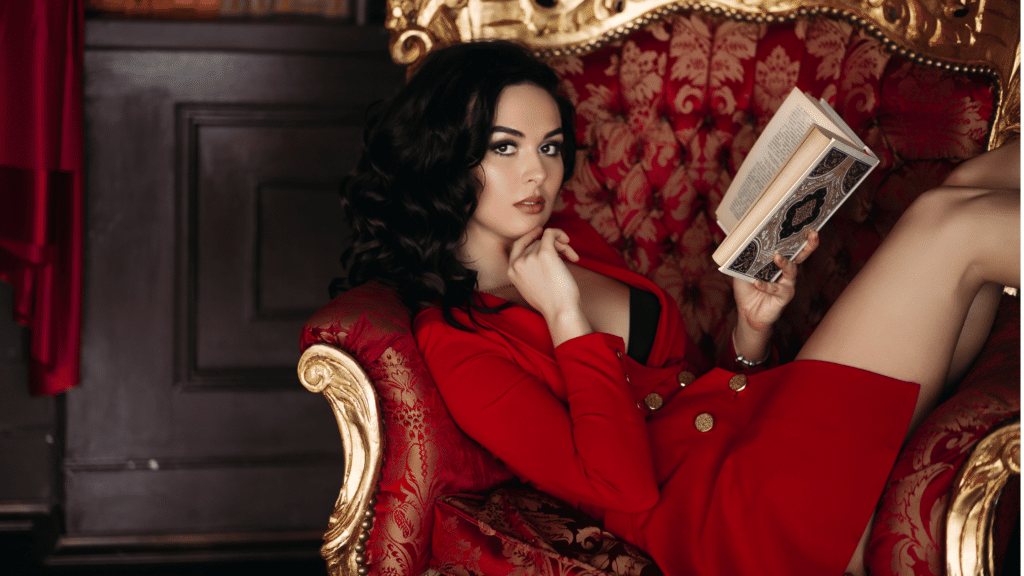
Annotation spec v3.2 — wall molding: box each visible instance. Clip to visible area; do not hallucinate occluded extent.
[174,103,363,391]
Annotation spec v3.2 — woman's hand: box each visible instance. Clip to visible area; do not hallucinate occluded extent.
[507,227,590,345]
[731,231,819,360]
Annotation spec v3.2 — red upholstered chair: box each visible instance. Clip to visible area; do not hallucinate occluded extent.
[297,1,1020,574]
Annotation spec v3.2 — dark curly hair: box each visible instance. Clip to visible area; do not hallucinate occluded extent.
[335,40,577,329]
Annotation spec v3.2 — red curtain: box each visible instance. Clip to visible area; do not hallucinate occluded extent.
[0,1,84,395]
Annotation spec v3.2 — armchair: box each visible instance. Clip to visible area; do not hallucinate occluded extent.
[298,0,1020,574]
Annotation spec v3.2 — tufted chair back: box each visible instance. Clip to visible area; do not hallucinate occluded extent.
[299,5,1020,576]
[548,13,995,361]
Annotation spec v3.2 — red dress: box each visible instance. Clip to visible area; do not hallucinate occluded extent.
[413,216,918,576]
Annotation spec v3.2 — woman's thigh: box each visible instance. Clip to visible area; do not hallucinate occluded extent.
[795,185,1019,429]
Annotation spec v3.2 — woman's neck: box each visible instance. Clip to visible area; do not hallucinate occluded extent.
[458,228,515,292]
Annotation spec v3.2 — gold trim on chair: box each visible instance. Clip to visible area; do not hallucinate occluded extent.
[946,420,1021,576]
[386,0,1020,148]
[299,343,384,576]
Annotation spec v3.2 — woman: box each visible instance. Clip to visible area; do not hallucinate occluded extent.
[341,40,1020,576]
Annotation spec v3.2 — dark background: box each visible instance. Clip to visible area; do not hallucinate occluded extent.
[0,16,404,574]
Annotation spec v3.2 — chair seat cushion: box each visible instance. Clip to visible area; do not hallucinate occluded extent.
[431,488,662,576]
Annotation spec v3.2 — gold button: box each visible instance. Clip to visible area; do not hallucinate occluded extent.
[694,412,714,432]
[644,393,664,411]
[677,371,695,387]
[728,374,748,392]
[616,349,623,359]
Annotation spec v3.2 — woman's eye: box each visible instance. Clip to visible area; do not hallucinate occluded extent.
[540,141,563,157]
[490,142,516,156]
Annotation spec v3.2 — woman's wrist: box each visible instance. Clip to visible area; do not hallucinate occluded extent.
[546,307,593,348]
[732,319,772,366]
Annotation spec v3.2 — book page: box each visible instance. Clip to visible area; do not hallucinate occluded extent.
[811,98,873,155]
[716,89,868,233]
[713,127,830,265]
[719,104,815,231]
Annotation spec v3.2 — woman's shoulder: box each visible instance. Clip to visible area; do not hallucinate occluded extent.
[412,305,448,336]
[413,305,525,372]
[412,305,477,343]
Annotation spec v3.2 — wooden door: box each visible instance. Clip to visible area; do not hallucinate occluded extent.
[58,19,404,563]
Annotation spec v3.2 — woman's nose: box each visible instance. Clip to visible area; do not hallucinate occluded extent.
[523,152,547,184]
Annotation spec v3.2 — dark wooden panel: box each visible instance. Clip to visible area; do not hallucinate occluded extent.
[179,105,357,388]
[85,19,390,53]
[65,461,343,534]
[0,282,56,508]
[73,19,404,541]
[256,182,350,319]
[0,282,27,363]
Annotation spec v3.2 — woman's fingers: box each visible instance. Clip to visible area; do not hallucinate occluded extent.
[508,226,544,262]
[775,253,798,286]
[792,230,819,264]
[548,228,580,262]
[767,229,817,288]
[508,228,578,285]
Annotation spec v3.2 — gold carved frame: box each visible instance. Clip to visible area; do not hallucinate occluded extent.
[385,0,1020,148]
[298,344,382,576]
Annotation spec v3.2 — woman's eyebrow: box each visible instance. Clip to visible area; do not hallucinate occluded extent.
[491,126,522,137]
[490,126,564,138]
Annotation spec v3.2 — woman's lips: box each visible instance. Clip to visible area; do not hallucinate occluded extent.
[515,196,545,215]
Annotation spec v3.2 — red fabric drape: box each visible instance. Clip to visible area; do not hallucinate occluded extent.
[0,1,84,395]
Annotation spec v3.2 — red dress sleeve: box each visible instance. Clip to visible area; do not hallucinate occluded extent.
[414,310,659,514]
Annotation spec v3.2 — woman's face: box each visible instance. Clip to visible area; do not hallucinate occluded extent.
[466,83,565,248]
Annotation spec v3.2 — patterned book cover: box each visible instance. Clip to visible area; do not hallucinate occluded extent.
[720,145,874,282]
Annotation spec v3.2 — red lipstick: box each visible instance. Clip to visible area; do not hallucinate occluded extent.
[515,195,545,215]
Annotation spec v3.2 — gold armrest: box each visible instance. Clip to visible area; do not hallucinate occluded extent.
[946,420,1021,576]
[298,343,383,576]
[386,0,1019,148]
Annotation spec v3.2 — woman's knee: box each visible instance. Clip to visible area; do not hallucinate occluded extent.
[943,158,984,188]
[941,138,1020,188]
[899,186,977,232]
[894,186,1009,259]
[898,185,1018,285]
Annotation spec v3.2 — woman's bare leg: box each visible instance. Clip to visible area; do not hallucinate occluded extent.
[821,188,1019,576]
[797,185,1019,429]
[940,140,1019,385]
[843,284,1002,575]
[942,138,1020,190]
[946,281,1003,385]
[796,141,1019,576]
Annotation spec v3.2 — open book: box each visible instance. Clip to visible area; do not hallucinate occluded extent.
[713,87,879,283]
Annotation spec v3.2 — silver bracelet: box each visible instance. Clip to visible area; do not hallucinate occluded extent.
[732,329,768,368]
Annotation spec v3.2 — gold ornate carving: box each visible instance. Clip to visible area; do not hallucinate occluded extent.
[946,420,1020,576]
[298,344,383,576]
[386,0,1019,147]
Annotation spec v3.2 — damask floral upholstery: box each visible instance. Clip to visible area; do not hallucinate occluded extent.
[547,13,993,360]
[867,296,1019,576]
[432,489,661,576]
[301,281,515,574]
[299,9,1018,576]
